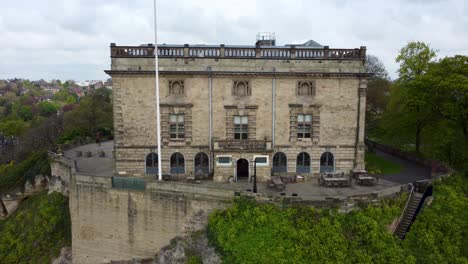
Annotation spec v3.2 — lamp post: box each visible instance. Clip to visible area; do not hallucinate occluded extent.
[252,158,258,193]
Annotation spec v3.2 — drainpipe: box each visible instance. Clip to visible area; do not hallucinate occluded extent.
[208,66,213,173]
[272,67,276,149]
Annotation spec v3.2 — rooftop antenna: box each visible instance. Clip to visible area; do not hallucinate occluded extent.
[255,32,276,46]
[153,0,162,181]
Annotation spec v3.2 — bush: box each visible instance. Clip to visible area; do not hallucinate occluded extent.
[0,192,71,263]
[208,196,408,264]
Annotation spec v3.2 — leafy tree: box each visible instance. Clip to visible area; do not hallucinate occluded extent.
[396,41,437,82]
[38,101,59,117]
[0,120,27,137]
[365,55,392,136]
[18,105,33,121]
[380,42,437,153]
[63,88,112,141]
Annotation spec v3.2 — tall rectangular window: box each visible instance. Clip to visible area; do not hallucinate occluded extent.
[297,114,312,138]
[234,116,248,140]
[170,114,185,139]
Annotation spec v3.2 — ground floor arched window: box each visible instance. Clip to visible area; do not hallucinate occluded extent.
[296,152,311,173]
[145,152,158,174]
[320,152,334,173]
[194,152,209,174]
[273,152,287,173]
[170,152,185,174]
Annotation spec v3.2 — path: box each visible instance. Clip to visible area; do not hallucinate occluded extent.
[374,149,431,184]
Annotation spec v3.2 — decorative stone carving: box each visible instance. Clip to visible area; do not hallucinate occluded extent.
[232,81,251,96]
[169,80,185,95]
[297,81,315,96]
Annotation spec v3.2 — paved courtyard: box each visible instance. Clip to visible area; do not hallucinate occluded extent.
[64,141,431,198]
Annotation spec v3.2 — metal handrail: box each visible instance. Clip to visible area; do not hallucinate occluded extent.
[393,184,414,234]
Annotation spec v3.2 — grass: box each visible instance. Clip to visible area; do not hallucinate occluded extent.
[365,152,402,174]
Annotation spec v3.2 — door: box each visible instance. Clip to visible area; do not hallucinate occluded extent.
[236,158,249,180]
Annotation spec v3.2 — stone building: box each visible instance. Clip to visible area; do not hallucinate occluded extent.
[105,36,369,182]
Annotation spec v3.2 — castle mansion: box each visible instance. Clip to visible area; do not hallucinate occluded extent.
[105,36,369,182]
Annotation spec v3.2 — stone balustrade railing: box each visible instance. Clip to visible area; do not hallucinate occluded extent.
[110,43,366,61]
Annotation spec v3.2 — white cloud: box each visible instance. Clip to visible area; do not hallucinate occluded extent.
[0,0,466,80]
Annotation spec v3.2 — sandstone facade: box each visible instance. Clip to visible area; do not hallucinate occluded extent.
[106,41,369,182]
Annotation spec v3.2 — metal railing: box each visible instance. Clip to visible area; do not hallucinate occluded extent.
[112,176,146,191]
[393,185,414,234]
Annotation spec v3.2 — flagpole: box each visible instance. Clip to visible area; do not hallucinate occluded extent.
[153,0,162,181]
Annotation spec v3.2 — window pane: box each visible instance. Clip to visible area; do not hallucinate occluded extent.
[304,133,311,138]
[234,116,241,124]
[170,115,177,122]
[241,116,248,124]
[256,157,267,164]
[242,133,248,139]
[234,133,241,139]
[297,133,303,138]
[178,115,184,122]
[218,157,231,164]
[298,114,304,122]
[170,125,177,133]
[305,115,312,122]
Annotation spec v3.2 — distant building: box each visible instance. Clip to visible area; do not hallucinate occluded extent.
[106,36,369,181]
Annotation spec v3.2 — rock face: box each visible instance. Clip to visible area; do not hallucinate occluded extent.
[155,210,222,264]
[48,175,69,195]
[52,247,72,264]
[24,174,48,194]
[155,232,221,264]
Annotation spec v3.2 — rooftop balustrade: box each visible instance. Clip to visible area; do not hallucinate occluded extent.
[110,43,366,61]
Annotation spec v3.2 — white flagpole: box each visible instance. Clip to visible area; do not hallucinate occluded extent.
[153,0,162,181]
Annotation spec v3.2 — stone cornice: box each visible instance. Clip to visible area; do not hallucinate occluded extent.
[104,70,373,78]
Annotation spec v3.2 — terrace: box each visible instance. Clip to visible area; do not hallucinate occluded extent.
[60,141,431,201]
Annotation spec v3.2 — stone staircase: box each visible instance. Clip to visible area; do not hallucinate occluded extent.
[394,192,423,239]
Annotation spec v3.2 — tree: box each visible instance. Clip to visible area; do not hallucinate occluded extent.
[63,88,112,141]
[391,41,437,153]
[396,41,437,81]
[38,101,59,117]
[18,105,33,121]
[0,120,27,137]
[415,55,468,168]
[365,55,392,136]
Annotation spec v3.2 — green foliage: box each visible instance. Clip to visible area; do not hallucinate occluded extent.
[0,119,28,137]
[365,152,402,174]
[37,101,59,117]
[18,106,33,121]
[375,41,467,170]
[208,197,408,264]
[187,255,203,264]
[0,192,71,264]
[396,41,437,81]
[0,151,50,194]
[63,88,112,140]
[403,174,468,264]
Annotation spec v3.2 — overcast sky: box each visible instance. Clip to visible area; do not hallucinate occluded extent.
[0,0,467,81]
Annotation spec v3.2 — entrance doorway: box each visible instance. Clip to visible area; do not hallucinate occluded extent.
[236,159,249,180]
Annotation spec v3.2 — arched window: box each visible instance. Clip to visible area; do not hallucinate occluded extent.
[146,152,158,174]
[296,152,311,173]
[194,152,209,174]
[320,152,334,173]
[170,152,185,174]
[272,152,287,173]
